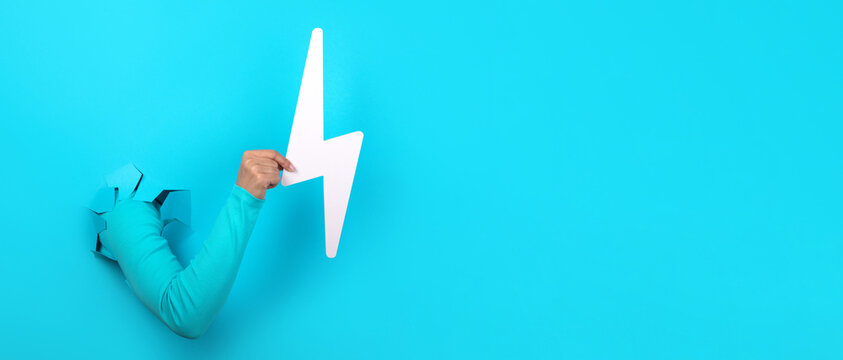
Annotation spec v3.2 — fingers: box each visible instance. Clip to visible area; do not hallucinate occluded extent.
[266,173,282,189]
[245,158,281,187]
[253,158,281,173]
[246,149,297,173]
[273,153,297,173]
[237,150,296,199]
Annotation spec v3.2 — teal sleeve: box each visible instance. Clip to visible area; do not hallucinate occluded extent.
[99,185,264,339]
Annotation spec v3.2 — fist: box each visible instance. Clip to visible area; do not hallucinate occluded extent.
[235,150,296,199]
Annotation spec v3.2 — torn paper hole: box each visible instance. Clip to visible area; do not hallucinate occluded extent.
[86,163,192,261]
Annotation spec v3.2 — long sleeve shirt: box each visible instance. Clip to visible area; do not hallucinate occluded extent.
[99,185,263,338]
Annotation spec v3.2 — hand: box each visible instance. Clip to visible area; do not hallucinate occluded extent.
[235,150,297,200]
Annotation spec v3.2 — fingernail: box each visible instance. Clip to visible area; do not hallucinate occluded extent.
[289,164,297,172]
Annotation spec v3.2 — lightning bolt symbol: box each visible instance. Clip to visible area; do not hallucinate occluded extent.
[281,28,364,258]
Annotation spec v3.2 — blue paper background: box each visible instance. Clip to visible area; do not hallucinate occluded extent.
[2,0,842,358]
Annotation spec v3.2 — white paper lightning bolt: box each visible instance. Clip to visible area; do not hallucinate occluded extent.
[281,28,364,258]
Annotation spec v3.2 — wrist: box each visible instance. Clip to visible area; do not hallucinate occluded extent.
[235,181,265,200]
[233,184,266,203]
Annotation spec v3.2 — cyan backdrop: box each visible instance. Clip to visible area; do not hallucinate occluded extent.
[1,0,842,358]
